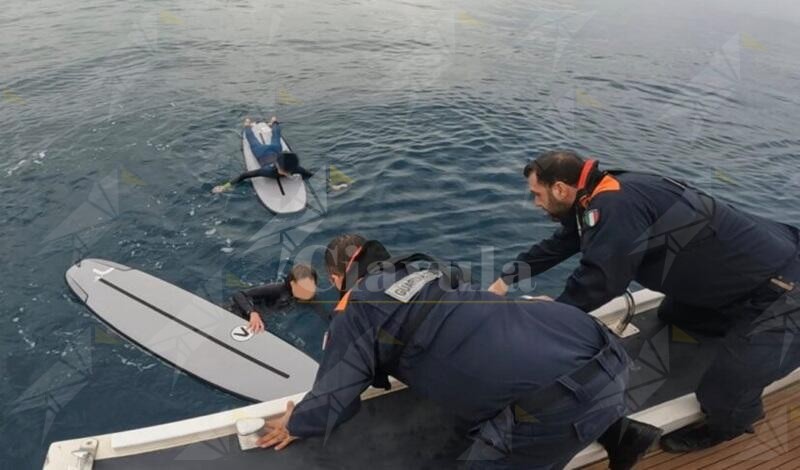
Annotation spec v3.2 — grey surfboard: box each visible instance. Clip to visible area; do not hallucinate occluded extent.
[66,258,318,402]
[243,122,307,213]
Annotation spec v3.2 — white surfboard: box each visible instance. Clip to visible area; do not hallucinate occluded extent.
[66,258,318,402]
[243,122,307,213]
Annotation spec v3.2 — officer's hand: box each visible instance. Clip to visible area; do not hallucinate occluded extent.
[488,278,509,296]
[248,312,265,334]
[259,401,298,450]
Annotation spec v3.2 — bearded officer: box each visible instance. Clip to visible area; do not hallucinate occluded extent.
[488,150,800,453]
[258,234,660,469]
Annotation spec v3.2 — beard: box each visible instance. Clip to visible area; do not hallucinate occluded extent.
[544,200,574,222]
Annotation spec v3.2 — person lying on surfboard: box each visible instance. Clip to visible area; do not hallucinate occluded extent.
[212,116,313,194]
[228,264,318,334]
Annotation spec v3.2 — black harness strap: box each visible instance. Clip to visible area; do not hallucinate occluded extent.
[276,174,286,196]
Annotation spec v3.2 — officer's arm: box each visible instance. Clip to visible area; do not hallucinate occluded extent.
[286,303,377,438]
[501,217,580,286]
[556,197,648,312]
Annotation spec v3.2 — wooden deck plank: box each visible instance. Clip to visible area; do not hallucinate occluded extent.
[639,386,800,469]
[749,439,800,469]
[642,434,752,469]
[760,440,800,470]
[721,437,800,470]
[637,382,800,468]
[683,413,797,468]
[775,449,800,470]
[579,381,800,469]
[705,404,800,469]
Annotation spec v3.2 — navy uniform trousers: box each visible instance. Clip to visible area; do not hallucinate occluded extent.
[464,324,629,469]
[660,255,800,438]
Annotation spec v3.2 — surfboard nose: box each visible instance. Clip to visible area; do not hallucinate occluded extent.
[65,262,89,302]
[66,259,129,302]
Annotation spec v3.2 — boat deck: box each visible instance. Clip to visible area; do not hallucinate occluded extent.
[44,292,800,470]
[580,380,800,470]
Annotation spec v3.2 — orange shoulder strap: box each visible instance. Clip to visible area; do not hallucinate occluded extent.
[334,290,353,314]
[588,175,620,200]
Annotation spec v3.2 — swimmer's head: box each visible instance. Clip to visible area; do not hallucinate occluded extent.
[277,152,300,176]
[288,263,317,301]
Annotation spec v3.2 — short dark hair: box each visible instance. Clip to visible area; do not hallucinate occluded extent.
[277,152,300,173]
[325,234,366,276]
[523,150,584,186]
[288,263,317,283]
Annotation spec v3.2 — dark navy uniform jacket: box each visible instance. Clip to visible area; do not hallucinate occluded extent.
[286,267,613,438]
[501,172,800,313]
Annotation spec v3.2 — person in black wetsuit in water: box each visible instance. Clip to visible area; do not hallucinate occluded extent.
[212,116,313,194]
[229,264,319,334]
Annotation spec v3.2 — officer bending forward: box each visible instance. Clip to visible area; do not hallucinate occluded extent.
[257,234,661,469]
[489,150,800,453]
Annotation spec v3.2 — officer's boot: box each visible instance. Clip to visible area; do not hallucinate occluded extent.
[597,417,662,470]
[659,422,729,453]
[659,413,763,454]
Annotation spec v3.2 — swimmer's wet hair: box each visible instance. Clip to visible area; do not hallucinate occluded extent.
[325,234,366,276]
[278,152,300,173]
[288,263,317,283]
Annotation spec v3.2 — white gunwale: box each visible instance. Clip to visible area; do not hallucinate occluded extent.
[43,289,799,470]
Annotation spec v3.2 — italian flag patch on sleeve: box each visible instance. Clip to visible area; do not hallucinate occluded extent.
[583,209,601,228]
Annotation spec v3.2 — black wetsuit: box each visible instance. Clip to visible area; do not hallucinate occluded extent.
[230,165,313,185]
[230,280,294,319]
[229,280,331,323]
